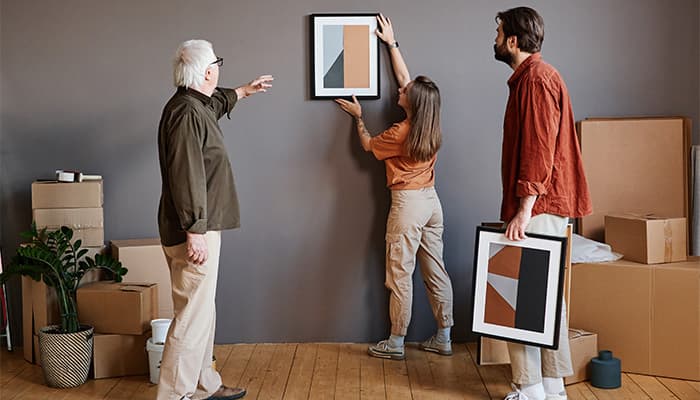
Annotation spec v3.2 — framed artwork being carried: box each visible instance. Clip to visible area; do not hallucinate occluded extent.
[309,13,380,99]
[472,226,567,349]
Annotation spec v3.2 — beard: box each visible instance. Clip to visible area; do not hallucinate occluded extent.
[494,42,513,65]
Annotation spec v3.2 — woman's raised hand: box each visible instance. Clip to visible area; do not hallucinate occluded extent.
[376,13,396,45]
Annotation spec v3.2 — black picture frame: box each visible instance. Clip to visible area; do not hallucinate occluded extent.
[471,226,567,349]
[309,13,380,100]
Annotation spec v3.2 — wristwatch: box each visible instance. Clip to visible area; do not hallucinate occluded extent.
[387,41,399,48]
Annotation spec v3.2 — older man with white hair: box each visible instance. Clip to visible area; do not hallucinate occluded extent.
[157,39,272,400]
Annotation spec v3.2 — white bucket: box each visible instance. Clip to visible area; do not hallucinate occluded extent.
[146,337,165,384]
[150,319,172,344]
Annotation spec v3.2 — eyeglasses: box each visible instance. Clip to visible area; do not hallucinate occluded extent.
[210,57,224,67]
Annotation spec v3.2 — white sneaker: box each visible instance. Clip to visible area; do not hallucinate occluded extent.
[504,384,532,400]
[545,393,567,400]
[419,335,453,355]
[504,383,555,400]
[367,339,405,360]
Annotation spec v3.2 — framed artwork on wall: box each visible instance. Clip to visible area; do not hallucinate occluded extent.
[310,13,380,99]
[471,226,567,349]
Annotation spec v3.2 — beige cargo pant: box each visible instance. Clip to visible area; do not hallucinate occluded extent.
[508,214,574,384]
[385,187,454,336]
[157,231,222,400]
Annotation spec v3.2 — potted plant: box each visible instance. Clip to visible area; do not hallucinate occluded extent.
[0,224,127,388]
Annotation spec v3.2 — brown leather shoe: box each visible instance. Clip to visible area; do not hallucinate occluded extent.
[204,385,246,400]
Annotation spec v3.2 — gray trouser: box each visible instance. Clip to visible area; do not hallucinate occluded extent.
[507,214,574,384]
[385,187,454,336]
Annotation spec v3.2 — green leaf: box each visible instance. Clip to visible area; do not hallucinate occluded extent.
[76,249,88,260]
[60,226,73,240]
[5,223,124,333]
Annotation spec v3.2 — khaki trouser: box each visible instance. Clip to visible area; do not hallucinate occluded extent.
[157,231,222,400]
[507,214,574,384]
[385,187,454,336]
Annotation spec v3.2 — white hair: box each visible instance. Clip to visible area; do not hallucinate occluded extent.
[173,39,216,88]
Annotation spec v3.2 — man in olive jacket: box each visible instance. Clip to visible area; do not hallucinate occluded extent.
[157,39,272,400]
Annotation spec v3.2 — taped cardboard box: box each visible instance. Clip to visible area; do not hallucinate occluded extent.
[33,207,104,247]
[605,215,687,264]
[577,117,691,242]
[565,329,597,385]
[92,332,149,378]
[111,239,173,318]
[77,281,157,335]
[31,180,103,209]
[570,258,700,380]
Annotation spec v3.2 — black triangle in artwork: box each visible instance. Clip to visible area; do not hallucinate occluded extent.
[323,50,344,88]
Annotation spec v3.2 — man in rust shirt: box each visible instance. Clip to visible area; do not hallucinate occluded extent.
[493,7,592,400]
[157,39,272,400]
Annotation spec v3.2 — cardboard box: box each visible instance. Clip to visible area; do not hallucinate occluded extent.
[33,207,104,247]
[565,329,598,385]
[605,215,687,264]
[577,117,691,242]
[477,336,510,365]
[92,332,149,378]
[22,277,33,362]
[111,239,173,318]
[77,281,157,335]
[33,335,40,365]
[31,278,61,334]
[570,258,700,380]
[31,180,103,209]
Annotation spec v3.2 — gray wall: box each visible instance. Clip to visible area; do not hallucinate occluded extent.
[1,0,699,344]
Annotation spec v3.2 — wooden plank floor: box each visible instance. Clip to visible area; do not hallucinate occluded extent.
[1,343,698,399]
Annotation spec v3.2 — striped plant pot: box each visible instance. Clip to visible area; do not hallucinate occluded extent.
[38,325,94,388]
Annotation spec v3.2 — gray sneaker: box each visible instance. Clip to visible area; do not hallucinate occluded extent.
[419,335,453,356]
[368,340,405,360]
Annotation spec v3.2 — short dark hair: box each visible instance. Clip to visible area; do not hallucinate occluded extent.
[496,7,544,53]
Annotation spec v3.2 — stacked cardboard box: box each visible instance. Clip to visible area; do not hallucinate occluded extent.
[605,215,687,264]
[77,281,158,378]
[570,258,699,380]
[23,181,106,364]
[31,181,105,247]
[111,239,174,318]
[576,117,691,242]
[570,116,698,381]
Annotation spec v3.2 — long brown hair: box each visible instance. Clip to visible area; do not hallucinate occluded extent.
[405,75,442,162]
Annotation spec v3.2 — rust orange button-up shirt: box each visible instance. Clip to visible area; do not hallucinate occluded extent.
[501,53,592,223]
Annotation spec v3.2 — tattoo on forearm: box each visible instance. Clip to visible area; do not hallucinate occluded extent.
[355,117,370,139]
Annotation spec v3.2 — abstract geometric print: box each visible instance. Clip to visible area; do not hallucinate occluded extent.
[484,244,550,332]
[322,25,370,88]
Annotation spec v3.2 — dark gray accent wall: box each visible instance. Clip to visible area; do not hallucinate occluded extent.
[1,0,699,344]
